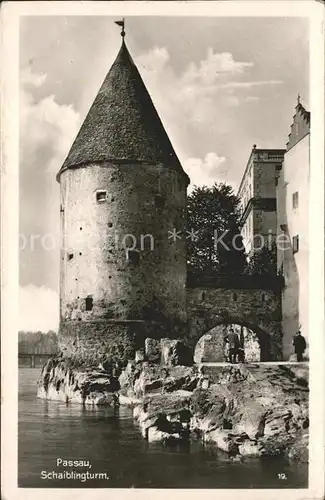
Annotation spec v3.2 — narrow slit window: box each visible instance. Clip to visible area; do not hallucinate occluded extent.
[85,296,93,311]
[292,191,299,209]
[127,250,140,266]
[96,190,107,203]
[292,235,299,254]
[155,195,166,209]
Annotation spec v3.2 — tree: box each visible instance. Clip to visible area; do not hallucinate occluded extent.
[186,183,247,275]
[244,241,277,276]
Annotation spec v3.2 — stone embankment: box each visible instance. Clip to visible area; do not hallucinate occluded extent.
[37,338,309,463]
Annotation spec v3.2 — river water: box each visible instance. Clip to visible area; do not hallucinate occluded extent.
[18,368,308,489]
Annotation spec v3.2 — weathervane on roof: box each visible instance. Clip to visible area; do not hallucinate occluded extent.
[297,93,301,105]
[115,18,125,39]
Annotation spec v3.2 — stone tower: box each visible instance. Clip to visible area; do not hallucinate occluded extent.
[57,37,190,365]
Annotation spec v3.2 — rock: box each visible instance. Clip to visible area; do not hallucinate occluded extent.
[258,434,292,458]
[37,358,120,406]
[201,378,210,390]
[228,440,240,457]
[160,339,193,367]
[188,364,309,461]
[205,429,230,451]
[238,440,259,457]
[134,391,192,439]
[142,392,192,420]
[145,338,161,363]
[287,432,308,463]
[118,362,199,398]
[147,427,184,444]
[135,349,145,363]
[232,400,266,439]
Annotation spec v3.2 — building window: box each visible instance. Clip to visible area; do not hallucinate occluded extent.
[85,296,93,311]
[127,250,140,266]
[96,190,107,203]
[233,292,237,301]
[292,235,299,254]
[155,195,166,209]
[292,191,299,209]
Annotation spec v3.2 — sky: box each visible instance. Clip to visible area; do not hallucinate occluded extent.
[19,15,309,331]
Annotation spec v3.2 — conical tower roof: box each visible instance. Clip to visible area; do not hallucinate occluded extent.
[58,40,188,182]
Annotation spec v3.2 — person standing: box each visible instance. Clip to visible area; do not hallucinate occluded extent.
[292,328,307,362]
[228,328,240,364]
[238,326,245,363]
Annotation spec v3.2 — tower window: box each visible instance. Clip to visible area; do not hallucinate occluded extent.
[68,253,74,261]
[292,191,299,209]
[85,296,93,311]
[292,235,299,254]
[96,190,108,203]
[155,195,166,209]
[233,293,237,301]
[127,250,140,266]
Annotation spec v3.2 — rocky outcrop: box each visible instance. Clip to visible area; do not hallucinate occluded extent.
[134,391,192,441]
[37,349,309,463]
[118,361,201,400]
[37,356,120,406]
[160,339,193,366]
[144,338,161,363]
[125,363,309,461]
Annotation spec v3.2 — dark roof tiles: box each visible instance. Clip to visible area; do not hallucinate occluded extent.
[58,40,188,182]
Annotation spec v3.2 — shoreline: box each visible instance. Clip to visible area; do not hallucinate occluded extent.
[37,355,309,464]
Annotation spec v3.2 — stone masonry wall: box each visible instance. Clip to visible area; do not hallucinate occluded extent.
[59,162,188,361]
[187,287,282,361]
[59,319,178,366]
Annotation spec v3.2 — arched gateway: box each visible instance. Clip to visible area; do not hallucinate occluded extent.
[186,274,283,361]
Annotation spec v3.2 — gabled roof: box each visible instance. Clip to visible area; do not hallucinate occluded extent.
[58,40,189,182]
[286,101,310,152]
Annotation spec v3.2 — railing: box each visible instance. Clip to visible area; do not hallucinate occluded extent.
[18,353,54,368]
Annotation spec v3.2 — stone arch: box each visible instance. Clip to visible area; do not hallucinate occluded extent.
[194,322,267,363]
[187,312,282,361]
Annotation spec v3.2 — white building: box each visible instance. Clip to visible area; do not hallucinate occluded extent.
[238,146,285,256]
[276,98,310,359]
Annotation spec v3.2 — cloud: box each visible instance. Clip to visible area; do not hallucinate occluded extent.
[20,69,80,289]
[136,46,170,73]
[183,152,227,189]
[19,285,59,332]
[21,67,47,87]
[245,96,260,103]
[219,80,283,89]
[20,70,80,175]
[136,46,280,150]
